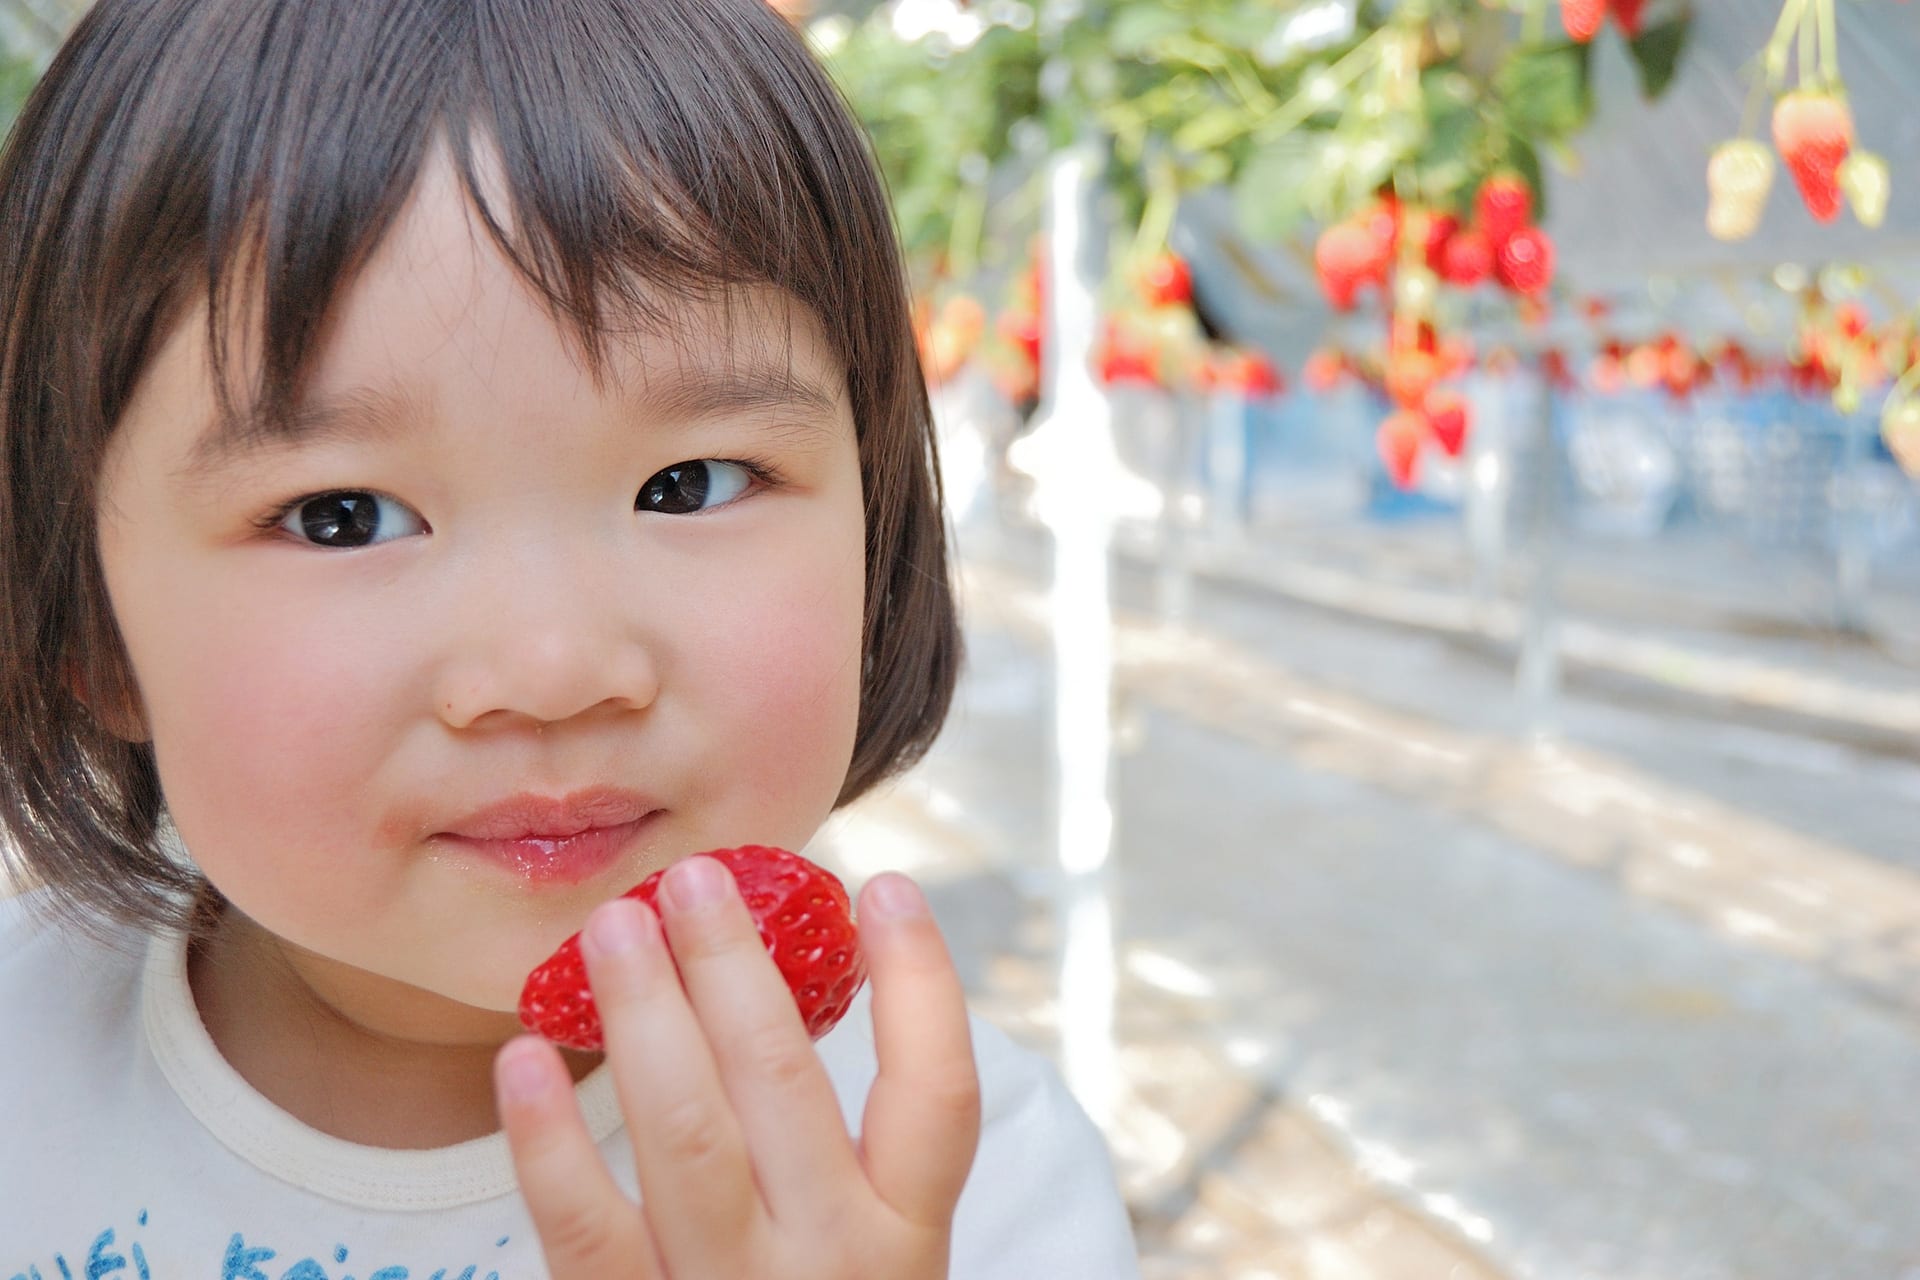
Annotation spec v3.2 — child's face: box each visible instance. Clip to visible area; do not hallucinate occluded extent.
[94,152,866,1036]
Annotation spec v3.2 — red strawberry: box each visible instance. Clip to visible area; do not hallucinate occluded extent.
[1386,350,1441,410]
[1418,210,1460,273]
[1608,0,1647,36]
[1315,220,1390,310]
[1363,194,1402,259]
[1771,90,1853,223]
[1562,0,1606,41]
[1303,348,1348,392]
[1377,411,1426,490]
[1424,390,1471,458]
[996,309,1043,372]
[1494,226,1556,296]
[519,846,866,1052]
[1139,252,1193,308]
[1834,301,1870,340]
[1475,173,1533,246]
[1220,350,1286,398]
[1439,228,1494,287]
[1438,333,1476,378]
[1095,317,1163,388]
[1097,348,1160,387]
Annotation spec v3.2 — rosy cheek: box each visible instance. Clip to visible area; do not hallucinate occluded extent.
[144,592,405,857]
[697,546,864,803]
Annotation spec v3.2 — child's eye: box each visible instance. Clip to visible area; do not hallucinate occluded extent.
[636,460,757,515]
[275,491,427,548]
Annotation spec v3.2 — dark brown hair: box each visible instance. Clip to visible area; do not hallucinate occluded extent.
[0,0,960,932]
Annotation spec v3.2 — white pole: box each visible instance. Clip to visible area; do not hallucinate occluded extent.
[1008,139,1122,1128]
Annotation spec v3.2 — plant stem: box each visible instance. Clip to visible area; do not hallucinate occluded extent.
[1763,0,1809,86]
[1130,154,1179,262]
[1798,0,1815,90]
[1816,0,1841,90]
[948,177,987,281]
[1248,27,1388,145]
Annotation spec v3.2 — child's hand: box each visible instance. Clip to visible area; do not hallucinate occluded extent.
[495,857,982,1279]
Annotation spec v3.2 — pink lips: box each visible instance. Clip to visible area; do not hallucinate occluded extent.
[436,788,660,885]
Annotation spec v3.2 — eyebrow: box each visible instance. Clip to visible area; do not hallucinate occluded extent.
[181,361,844,481]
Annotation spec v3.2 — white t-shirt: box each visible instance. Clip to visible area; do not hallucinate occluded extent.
[0,891,1140,1278]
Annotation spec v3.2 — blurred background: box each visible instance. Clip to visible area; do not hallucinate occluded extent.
[7,0,1919,1276]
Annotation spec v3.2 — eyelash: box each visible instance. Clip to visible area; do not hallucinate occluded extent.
[248,455,789,536]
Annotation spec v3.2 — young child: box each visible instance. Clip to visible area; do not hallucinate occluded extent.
[0,0,1139,1274]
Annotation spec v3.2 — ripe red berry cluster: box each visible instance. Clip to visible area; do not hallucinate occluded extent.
[1310,177,1561,490]
[1095,251,1286,400]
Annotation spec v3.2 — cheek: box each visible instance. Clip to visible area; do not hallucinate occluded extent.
[123,571,412,861]
[686,530,866,819]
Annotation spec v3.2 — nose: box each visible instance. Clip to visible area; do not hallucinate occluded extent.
[431,545,661,731]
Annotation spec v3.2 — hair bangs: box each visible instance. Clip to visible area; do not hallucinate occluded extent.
[169,0,887,438]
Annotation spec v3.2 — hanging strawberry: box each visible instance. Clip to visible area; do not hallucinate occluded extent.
[1385,349,1442,410]
[1315,221,1390,310]
[996,308,1042,374]
[1705,140,1775,242]
[1494,226,1557,296]
[1438,333,1477,379]
[1093,315,1163,388]
[1218,350,1286,398]
[1474,173,1533,247]
[1439,229,1494,288]
[1423,390,1471,459]
[1884,396,1920,476]
[1417,210,1460,273]
[1771,90,1853,223]
[1608,0,1648,37]
[1303,348,1349,392]
[1138,252,1194,308]
[1838,151,1890,228]
[1562,0,1606,41]
[1377,410,1426,490]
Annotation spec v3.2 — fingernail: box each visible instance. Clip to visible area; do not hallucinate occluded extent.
[661,856,731,913]
[584,898,649,955]
[498,1039,552,1105]
[866,873,928,919]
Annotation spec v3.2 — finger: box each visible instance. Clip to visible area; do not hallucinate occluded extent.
[653,855,864,1220]
[582,893,761,1273]
[495,1035,659,1279]
[856,874,982,1226]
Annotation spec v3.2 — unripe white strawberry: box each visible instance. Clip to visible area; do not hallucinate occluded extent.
[1838,151,1890,229]
[1705,140,1774,242]
[1884,396,1920,478]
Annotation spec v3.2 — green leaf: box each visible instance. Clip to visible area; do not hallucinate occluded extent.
[1109,6,1190,57]
[1174,103,1257,153]
[1197,8,1278,49]
[1493,44,1592,141]
[1506,135,1548,223]
[1410,104,1480,208]
[1629,16,1690,100]
[1232,138,1322,241]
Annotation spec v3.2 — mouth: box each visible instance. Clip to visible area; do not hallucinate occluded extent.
[433,789,664,886]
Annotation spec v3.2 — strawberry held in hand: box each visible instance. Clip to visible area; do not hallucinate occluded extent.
[520,846,867,1051]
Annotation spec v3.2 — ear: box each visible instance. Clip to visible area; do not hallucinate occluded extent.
[65,654,151,743]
